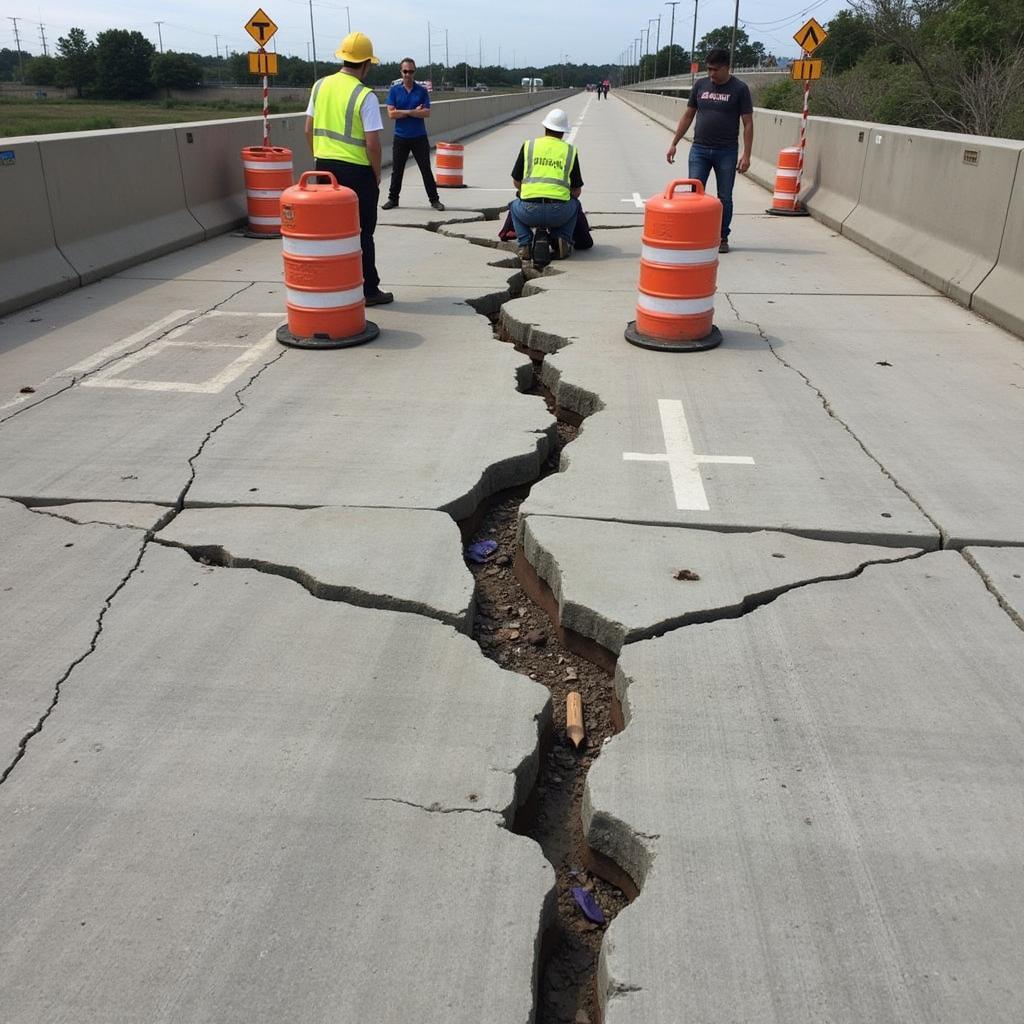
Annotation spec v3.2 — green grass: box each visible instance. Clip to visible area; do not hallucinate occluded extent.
[0,97,309,139]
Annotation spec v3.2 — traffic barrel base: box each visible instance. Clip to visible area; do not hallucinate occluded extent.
[766,204,810,217]
[276,320,380,350]
[625,320,722,352]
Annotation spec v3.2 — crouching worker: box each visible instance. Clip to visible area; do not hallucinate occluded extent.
[510,108,584,264]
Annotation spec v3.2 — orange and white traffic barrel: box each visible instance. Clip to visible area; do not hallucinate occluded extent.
[766,146,808,216]
[241,145,293,237]
[435,141,465,188]
[625,179,723,352]
[276,172,379,349]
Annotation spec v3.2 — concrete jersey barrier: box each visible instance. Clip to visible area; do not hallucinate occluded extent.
[619,87,1024,339]
[0,90,574,316]
[0,142,79,315]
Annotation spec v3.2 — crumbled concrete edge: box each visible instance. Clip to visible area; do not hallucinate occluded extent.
[520,517,927,655]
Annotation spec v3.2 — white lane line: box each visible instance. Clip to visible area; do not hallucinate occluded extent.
[564,94,594,145]
[623,398,755,511]
[619,192,644,208]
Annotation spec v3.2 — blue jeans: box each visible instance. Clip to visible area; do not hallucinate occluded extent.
[510,197,580,248]
[688,144,738,239]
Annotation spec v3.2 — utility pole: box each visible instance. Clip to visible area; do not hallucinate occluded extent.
[154,21,164,53]
[214,34,220,59]
[427,21,432,86]
[308,0,317,80]
[343,6,350,33]
[690,0,699,85]
[729,0,740,68]
[478,36,482,72]
[665,2,679,79]
[7,17,24,82]
[38,23,48,57]
[445,29,449,70]
[653,15,661,78]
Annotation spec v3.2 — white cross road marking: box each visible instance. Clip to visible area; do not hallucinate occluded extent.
[623,398,755,511]
[620,192,644,208]
[81,311,281,394]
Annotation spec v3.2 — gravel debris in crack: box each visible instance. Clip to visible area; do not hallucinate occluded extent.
[465,383,628,1024]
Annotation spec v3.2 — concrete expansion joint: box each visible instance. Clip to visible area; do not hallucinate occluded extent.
[723,292,947,550]
[0,532,150,787]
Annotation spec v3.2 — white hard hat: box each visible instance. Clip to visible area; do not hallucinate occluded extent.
[541,108,570,133]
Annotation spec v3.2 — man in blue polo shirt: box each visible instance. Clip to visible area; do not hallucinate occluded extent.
[382,58,445,211]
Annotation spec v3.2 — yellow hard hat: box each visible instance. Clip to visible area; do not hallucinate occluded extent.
[335,31,379,64]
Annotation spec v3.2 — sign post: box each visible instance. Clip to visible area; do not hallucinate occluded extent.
[790,17,828,213]
[245,7,279,146]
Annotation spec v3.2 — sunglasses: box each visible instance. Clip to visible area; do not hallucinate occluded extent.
[401,69,415,74]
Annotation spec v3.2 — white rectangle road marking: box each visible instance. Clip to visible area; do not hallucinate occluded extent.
[81,311,282,394]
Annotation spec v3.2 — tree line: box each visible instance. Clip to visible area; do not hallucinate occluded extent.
[0,26,634,99]
[759,0,1024,138]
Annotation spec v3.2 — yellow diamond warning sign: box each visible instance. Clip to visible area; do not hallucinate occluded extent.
[790,59,823,80]
[245,8,278,46]
[793,17,827,54]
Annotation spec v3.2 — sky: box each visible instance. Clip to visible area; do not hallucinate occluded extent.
[2,0,853,68]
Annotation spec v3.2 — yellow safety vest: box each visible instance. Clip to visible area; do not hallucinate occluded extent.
[520,136,577,201]
[310,72,372,164]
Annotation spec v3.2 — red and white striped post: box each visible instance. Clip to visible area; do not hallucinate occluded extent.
[794,50,811,202]
[261,48,270,147]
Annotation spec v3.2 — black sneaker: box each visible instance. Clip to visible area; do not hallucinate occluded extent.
[381,199,399,210]
[719,238,730,254]
[533,232,552,268]
[430,199,446,211]
[364,290,394,306]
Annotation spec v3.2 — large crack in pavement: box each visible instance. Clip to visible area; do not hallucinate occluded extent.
[0,328,287,786]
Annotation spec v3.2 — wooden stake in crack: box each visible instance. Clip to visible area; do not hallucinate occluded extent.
[566,691,586,749]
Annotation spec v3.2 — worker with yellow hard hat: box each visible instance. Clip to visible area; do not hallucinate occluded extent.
[304,31,393,306]
[509,108,584,265]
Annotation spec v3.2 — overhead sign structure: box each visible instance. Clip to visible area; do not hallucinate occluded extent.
[248,51,279,75]
[245,8,278,46]
[793,17,827,54]
[790,59,823,81]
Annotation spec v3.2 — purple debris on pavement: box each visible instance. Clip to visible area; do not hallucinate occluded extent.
[466,539,499,563]
[571,886,606,924]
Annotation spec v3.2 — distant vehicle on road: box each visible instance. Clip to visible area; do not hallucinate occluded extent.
[472,82,489,91]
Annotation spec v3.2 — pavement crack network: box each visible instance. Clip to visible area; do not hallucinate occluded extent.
[619,547,930,650]
[0,282,261,426]
[0,534,150,787]
[724,292,948,548]
[961,549,1024,632]
[150,537,468,630]
[173,345,287,513]
[363,796,497,815]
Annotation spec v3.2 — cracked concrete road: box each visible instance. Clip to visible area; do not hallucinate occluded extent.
[586,553,1024,1023]
[1,91,1023,1024]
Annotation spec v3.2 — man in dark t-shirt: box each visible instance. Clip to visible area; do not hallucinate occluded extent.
[666,48,753,253]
